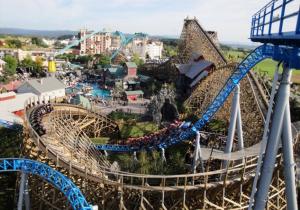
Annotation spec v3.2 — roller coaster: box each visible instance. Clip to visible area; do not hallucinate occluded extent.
[1,0,300,209]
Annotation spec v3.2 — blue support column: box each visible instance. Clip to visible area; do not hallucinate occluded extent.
[248,63,280,210]
[282,101,298,210]
[253,63,292,210]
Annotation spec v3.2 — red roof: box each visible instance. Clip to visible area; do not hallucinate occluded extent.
[0,80,22,91]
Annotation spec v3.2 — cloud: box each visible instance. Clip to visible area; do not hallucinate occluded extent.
[0,0,270,43]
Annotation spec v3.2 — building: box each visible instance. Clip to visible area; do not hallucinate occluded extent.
[129,37,163,60]
[0,59,6,75]
[176,53,215,91]
[125,90,144,102]
[0,48,54,62]
[110,35,121,50]
[146,41,163,59]
[131,37,148,59]
[0,80,22,92]
[0,92,38,125]
[79,29,112,55]
[124,62,138,80]
[17,77,66,99]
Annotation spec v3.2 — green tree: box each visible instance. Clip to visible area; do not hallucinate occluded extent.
[3,55,17,75]
[96,54,110,67]
[55,53,76,62]
[54,41,66,49]
[35,56,44,72]
[20,55,35,69]
[31,37,48,48]
[6,39,22,48]
[163,45,178,57]
[76,55,93,64]
[20,55,45,77]
[131,53,144,67]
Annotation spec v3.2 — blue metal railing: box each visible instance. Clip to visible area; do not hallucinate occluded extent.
[251,0,300,38]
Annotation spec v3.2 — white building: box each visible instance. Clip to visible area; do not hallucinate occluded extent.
[0,59,6,75]
[17,77,66,99]
[131,37,148,59]
[129,37,163,60]
[0,92,38,125]
[146,41,163,59]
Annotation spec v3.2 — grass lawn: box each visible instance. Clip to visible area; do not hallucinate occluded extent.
[254,59,300,84]
[90,137,110,144]
[223,50,247,62]
[119,121,159,138]
[223,49,300,84]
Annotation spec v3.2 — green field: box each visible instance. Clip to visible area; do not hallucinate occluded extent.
[90,137,110,144]
[119,121,159,138]
[254,59,300,84]
[224,49,300,84]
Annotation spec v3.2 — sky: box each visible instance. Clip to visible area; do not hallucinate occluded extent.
[0,0,272,43]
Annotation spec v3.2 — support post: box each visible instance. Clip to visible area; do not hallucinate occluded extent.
[104,150,108,157]
[161,148,166,162]
[24,175,30,210]
[248,62,280,210]
[282,102,298,210]
[253,63,291,210]
[133,151,138,162]
[17,172,28,210]
[236,105,244,150]
[223,85,240,168]
[192,131,204,173]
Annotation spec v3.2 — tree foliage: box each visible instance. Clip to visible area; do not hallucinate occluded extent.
[20,55,45,77]
[131,53,144,67]
[31,37,48,48]
[95,54,110,67]
[6,39,22,48]
[3,55,17,75]
[55,53,76,62]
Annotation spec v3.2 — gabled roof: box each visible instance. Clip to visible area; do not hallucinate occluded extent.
[176,64,191,74]
[19,77,65,94]
[125,90,144,95]
[125,62,137,68]
[185,60,213,79]
[190,71,209,88]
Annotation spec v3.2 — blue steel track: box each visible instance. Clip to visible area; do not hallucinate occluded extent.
[0,158,92,210]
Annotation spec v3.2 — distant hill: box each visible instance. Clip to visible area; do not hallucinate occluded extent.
[0,28,77,38]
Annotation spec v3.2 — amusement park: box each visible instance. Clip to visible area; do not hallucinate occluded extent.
[0,0,300,209]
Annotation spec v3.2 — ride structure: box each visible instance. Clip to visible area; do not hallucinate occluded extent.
[248,0,300,209]
[2,0,299,209]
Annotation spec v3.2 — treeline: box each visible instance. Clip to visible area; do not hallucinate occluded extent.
[161,38,179,58]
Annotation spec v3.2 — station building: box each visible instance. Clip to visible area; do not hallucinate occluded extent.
[17,77,66,100]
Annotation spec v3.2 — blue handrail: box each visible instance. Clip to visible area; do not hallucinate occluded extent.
[251,0,300,39]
